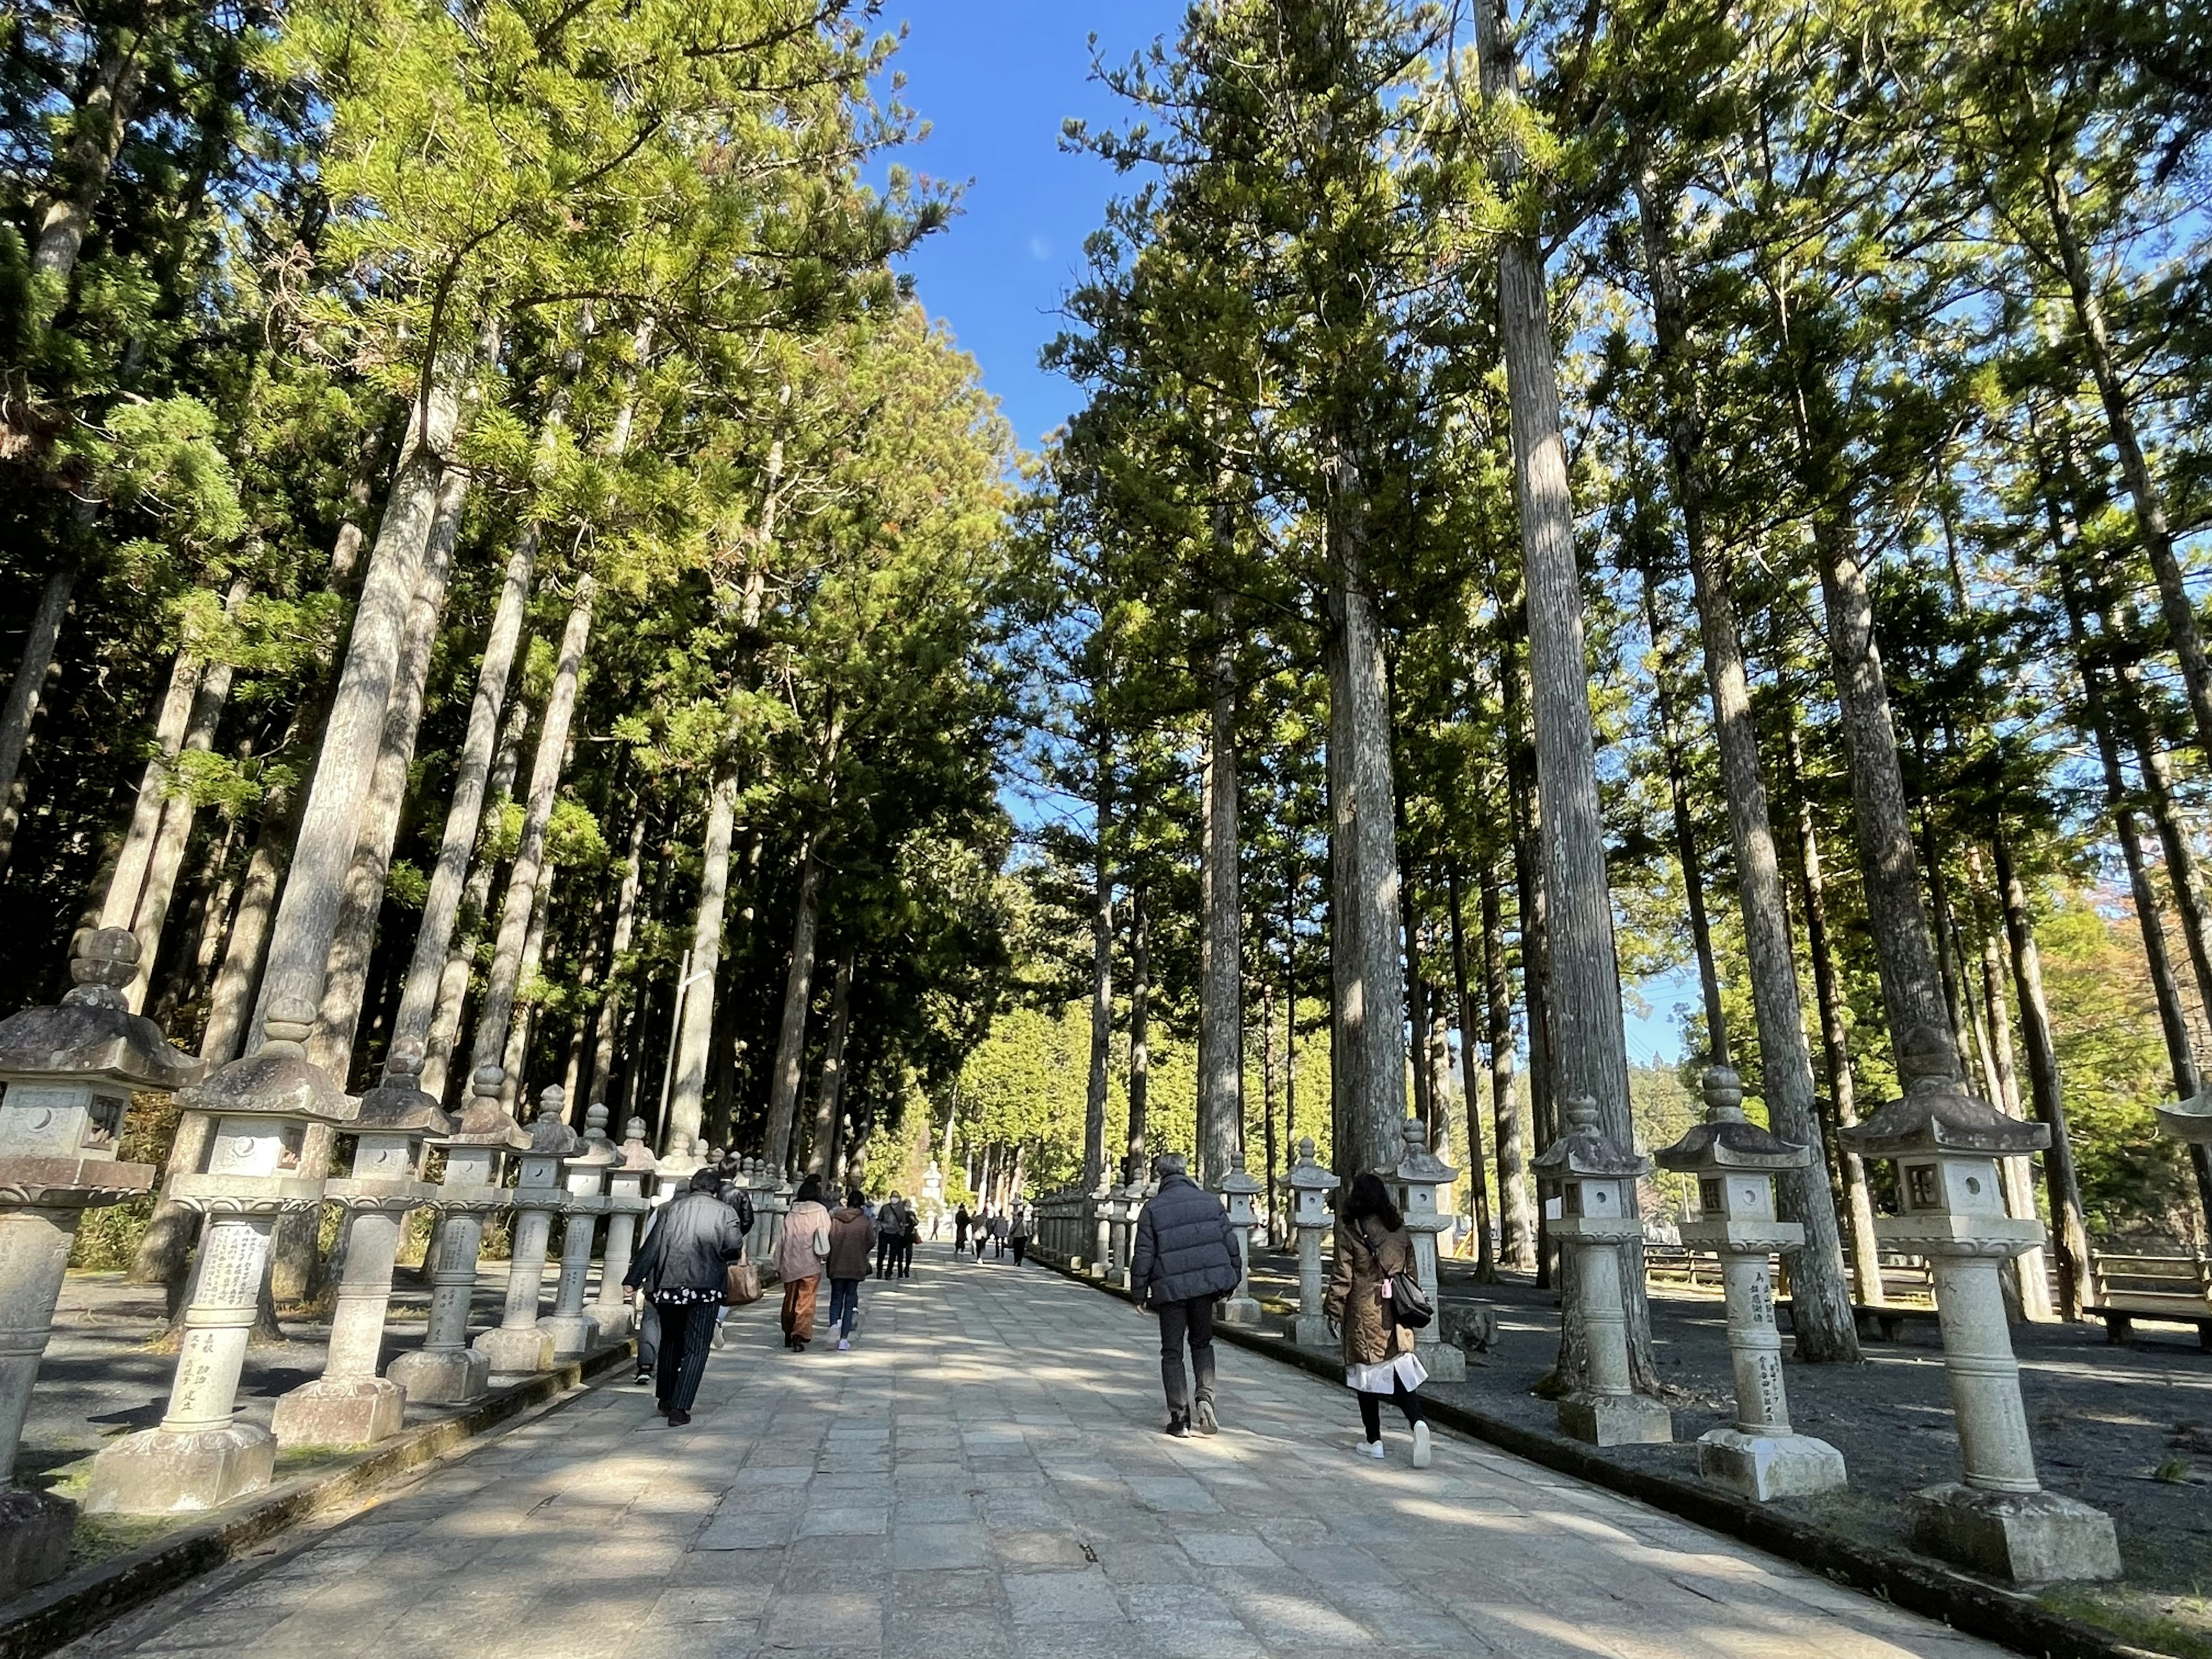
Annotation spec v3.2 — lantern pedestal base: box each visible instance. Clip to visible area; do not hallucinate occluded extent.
[270,1376,406,1448]
[387,1345,490,1406]
[1291,1315,1334,1350]
[1417,1341,1466,1382]
[1558,1391,1671,1446]
[589,1304,632,1343]
[1906,1483,2120,1584]
[471,1324,555,1387]
[539,1309,600,1362]
[1218,1295,1262,1326]
[0,1487,75,1597]
[1697,1427,1846,1501]
[82,1423,275,1515]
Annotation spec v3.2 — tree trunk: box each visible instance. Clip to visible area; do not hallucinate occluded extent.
[762,842,824,1172]
[250,354,470,1048]
[31,22,145,288]
[670,744,740,1152]
[1199,592,1244,1187]
[311,469,465,1077]
[1260,976,1280,1240]
[1082,746,1114,1189]
[1994,834,2091,1321]
[1638,568,1727,1063]
[1478,857,1535,1271]
[807,959,854,1176]
[1322,435,1407,1181]
[1505,656,1557,1289]
[391,526,540,1067]
[467,575,596,1084]
[1448,865,1498,1281]
[1127,882,1151,1181]
[99,649,206,939]
[0,565,77,868]
[1784,718,1884,1306]
[422,691,530,1101]
[592,807,647,1110]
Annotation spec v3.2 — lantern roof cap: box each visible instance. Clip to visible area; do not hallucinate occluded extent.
[1287,1136,1340,1190]
[2156,1092,2212,1144]
[1528,1096,1649,1182]
[1839,1026,2050,1159]
[1214,1154,1264,1196]
[1392,1114,1456,1182]
[568,1102,620,1167]
[353,1040,452,1137]
[437,1063,532,1150]
[614,1115,660,1174]
[0,929,206,1094]
[525,1085,581,1156]
[175,993,354,1124]
[1656,1066,1810,1173]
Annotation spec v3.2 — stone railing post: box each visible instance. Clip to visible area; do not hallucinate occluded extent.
[0,929,198,1589]
[542,1104,617,1359]
[589,1116,658,1342]
[273,1040,449,1448]
[1842,1027,2119,1583]
[1530,1097,1672,1446]
[1113,1175,1147,1290]
[1089,1177,1113,1281]
[1657,1066,1846,1500]
[472,1085,575,1385]
[84,996,354,1514]
[387,1064,530,1405]
[1286,1138,1339,1349]
[1215,1157,1264,1325]
[1391,1115,1465,1380]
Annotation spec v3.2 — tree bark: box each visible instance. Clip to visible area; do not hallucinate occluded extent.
[31,22,145,288]
[1322,435,1407,1181]
[1082,745,1114,1189]
[1199,590,1243,1187]
[1127,881,1151,1181]
[1448,864,1497,1281]
[1504,650,1556,1289]
[591,807,648,1109]
[670,743,740,1152]
[0,565,77,868]
[99,649,206,939]
[1783,718,1884,1306]
[806,959,854,1176]
[467,576,596,1086]
[1638,569,1727,1063]
[1478,855,1535,1270]
[1988,835,2089,1321]
[762,842,824,1172]
[423,691,531,1101]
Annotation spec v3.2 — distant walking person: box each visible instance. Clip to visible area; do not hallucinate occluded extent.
[1009,1204,1031,1267]
[894,1201,917,1277]
[876,1193,907,1280]
[1325,1170,1431,1467]
[777,1174,832,1351]
[826,1188,873,1350]
[1129,1152,1242,1438]
[953,1203,972,1255]
[991,1211,1009,1259]
[621,1166,749,1426]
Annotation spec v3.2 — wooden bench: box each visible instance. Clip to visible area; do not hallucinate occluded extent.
[1851,1303,1941,1343]
[2085,1250,2212,1351]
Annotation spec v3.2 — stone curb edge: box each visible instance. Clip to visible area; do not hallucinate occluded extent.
[1027,1252,2169,1659]
[0,1337,637,1659]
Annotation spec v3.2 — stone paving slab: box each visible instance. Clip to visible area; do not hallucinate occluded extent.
[64,1245,2014,1659]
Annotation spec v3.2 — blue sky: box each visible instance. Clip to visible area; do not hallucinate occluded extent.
[880,1,1691,1067]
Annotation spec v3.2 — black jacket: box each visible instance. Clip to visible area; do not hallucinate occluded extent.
[624,1191,749,1296]
[1130,1175,1241,1305]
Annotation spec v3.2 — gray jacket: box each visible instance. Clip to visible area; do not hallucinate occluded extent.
[1130,1175,1241,1305]
[624,1191,748,1296]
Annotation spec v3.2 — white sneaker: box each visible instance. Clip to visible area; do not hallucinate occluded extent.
[1411,1422,1432,1468]
[1365,1440,1386,1460]
[838,1338,851,1351]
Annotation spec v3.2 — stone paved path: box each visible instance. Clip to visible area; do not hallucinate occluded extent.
[88,1244,2011,1659]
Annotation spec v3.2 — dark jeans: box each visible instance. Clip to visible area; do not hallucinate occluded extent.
[654,1299,717,1413]
[877,1234,902,1277]
[1358,1376,1425,1440]
[1156,1296,1218,1417]
[828,1276,861,1336]
[895,1237,914,1275]
[1010,1237,1028,1266]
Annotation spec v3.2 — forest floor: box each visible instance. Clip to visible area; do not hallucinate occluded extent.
[1245,1248,2212,1658]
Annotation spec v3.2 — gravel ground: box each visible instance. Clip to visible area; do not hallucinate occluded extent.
[1245,1247,2212,1654]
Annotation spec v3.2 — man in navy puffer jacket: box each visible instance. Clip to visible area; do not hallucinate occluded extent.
[1130,1152,1243,1438]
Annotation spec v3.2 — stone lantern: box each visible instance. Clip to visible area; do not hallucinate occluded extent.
[84,995,355,1515]
[471,1085,575,1385]
[589,1115,658,1341]
[1107,1176,1136,1289]
[1286,1138,1340,1349]
[387,1063,530,1406]
[1214,1156,1265,1326]
[1089,1173,1114,1281]
[759,1159,792,1266]
[271,1040,450,1448]
[1656,1066,1846,1500]
[1391,1115,1465,1382]
[1529,1096,1671,1446]
[0,929,201,1590]
[2156,1091,2212,1149]
[541,1103,618,1360]
[1840,1026,2119,1583]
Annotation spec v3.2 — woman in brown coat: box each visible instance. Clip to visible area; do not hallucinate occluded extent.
[1323,1171,1433,1467]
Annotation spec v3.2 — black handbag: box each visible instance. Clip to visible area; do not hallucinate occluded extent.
[1355,1224,1434,1331]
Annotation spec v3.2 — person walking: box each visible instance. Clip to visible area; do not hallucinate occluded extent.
[711,1158,755,1349]
[825,1187,873,1350]
[1128,1152,1242,1437]
[896,1199,918,1276]
[990,1210,1010,1259]
[1324,1170,1432,1467]
[1009,1203,1031,1267]
[620,1166,749,1426]
[953,1202,972,1256]
[777,1173,832,1351]
[876,1193,906,1280]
